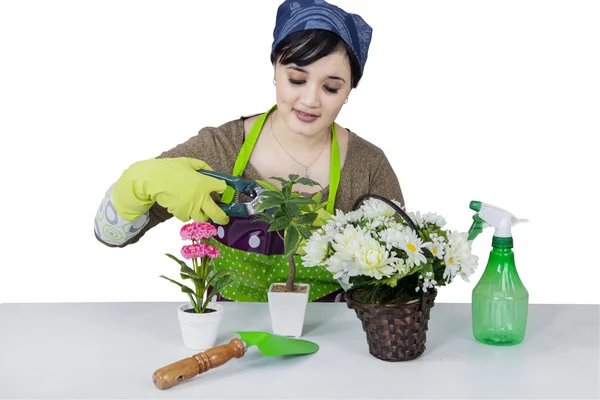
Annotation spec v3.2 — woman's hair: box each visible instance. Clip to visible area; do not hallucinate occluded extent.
[271,29,362,88]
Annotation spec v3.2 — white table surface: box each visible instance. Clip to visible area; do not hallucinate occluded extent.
[0,301,598,399]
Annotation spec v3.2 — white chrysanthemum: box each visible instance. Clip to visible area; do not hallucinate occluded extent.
[301,232,330,268]
[361,198,397,219]
[319,223,340,243]
[423,212,446,228]
[407,211,424,228]
[443,232,479,282]
[325,253,354,280]
[329,210,351,229]
[345,209,364,223]
[335,273,353,291]
[365,216,394,231]
[459,252,478,282]
[398,230,427,267]
[331,225,367,261]
[447,230,468,247]
[420,276,438,293]
[316,203,476,290]
[443,245,461,281]
[425,241,445,260]
[429,232,446,244]
[378,226,405,247]
[353,236,397,279]
[393,258,409,276]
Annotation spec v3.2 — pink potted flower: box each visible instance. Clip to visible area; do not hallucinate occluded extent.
[161,221,235,349]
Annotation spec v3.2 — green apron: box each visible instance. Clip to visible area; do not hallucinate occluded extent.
[211,105,342,302]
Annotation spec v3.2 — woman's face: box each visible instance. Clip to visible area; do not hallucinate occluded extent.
[274,49,352,138]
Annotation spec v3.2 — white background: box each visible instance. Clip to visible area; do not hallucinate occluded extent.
[1,0,598,305]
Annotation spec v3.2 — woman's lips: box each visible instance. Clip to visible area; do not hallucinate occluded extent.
[295,109,319,122]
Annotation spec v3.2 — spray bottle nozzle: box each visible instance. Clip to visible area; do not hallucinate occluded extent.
[469,201,483,212]
[468,200,528,242]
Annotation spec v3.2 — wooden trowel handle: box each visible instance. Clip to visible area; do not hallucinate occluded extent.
[152,338,246,390]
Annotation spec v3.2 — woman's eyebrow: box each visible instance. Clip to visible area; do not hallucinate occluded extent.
[286,66,346,83]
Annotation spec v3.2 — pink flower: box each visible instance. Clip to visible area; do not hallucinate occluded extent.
[180,221,218,241]
[204,245,220,259]
[181,244,207,260]
[180,243,221,260]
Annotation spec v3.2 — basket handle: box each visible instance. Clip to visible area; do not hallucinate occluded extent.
[351,194,420,234]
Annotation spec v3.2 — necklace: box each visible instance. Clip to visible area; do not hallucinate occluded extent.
[269,113,330,179]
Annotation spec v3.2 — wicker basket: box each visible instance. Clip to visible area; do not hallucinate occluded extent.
[345,288,437,361]
[346,193,438,362]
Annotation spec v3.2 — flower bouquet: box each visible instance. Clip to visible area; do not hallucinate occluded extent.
[161,221,235,349]
[301,194,479,360]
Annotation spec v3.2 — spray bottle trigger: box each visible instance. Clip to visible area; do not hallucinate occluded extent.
[468,214,488,241]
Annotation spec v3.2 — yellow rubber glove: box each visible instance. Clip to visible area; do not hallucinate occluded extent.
[112,157,230,225]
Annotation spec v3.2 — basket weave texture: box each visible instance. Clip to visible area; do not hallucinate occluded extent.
[345,288,437,361]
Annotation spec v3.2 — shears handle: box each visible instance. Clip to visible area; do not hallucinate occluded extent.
[197,169,255,217]
[197,169,258,198]
[218,202,249,218]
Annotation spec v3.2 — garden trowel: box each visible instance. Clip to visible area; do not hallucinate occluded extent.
[152,331,319,390]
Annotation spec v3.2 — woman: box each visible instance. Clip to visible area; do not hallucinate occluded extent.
[94,0,404,301]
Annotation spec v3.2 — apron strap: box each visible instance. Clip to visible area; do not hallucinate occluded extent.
[327,123,340,215]
[222,104,340,212]
[220,105,276,204]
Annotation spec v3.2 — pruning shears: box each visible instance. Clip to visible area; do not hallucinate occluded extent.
[198,169,267,218]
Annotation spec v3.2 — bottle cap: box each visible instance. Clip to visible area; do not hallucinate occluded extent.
[492,236,513,248]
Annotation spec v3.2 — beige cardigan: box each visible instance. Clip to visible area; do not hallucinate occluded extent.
[112,115,404,247]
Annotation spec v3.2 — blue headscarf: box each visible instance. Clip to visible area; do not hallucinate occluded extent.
[271,0,373,73]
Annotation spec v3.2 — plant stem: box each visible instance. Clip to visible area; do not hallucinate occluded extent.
[193,257,201,313]
[286,253,296,292]
[201,257,209,313]
[187,293,196,311]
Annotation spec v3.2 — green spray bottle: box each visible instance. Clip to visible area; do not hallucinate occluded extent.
[468,201,529,345]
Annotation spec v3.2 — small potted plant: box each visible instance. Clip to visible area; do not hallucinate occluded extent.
[161,221,235,350]
[301,194,479,360]
[253,174,328,337]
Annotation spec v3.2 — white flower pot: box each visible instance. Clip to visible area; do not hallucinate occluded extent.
[177,302,223,350]
[267,283,310,337]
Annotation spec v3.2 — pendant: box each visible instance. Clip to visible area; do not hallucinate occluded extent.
[304,169,309,179]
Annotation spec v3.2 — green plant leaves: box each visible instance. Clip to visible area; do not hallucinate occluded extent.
[282,203,300,219]
[282,185,292,200]
[284,226,300,257]
[159,275,194,295]
[288,196,316,205]
[207,268,234,282]
[296,177,320,187]
[180,265,202,280]
[255,179,279,192]
[163,247,237,313]
[165,253,187,269]
[260,191,285,201]
[270,177,289,185]
[204,269,236,306]
[296,225,312,240]
[297,212,318,226]
[268,215,291,232]
[255,191,285,210]
[252,213,274,224]
[253,174,327,284]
